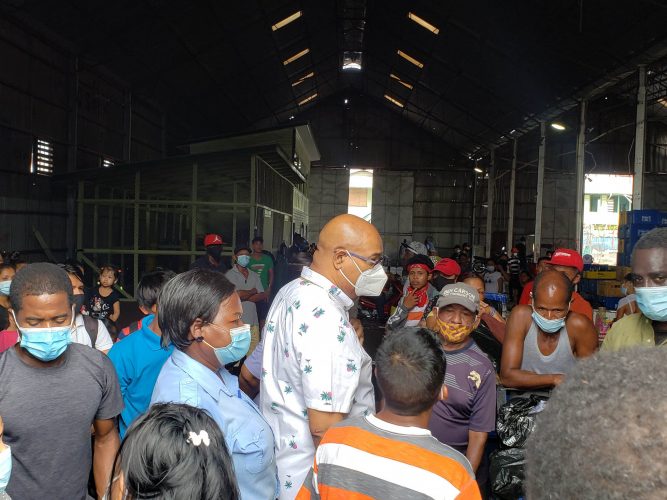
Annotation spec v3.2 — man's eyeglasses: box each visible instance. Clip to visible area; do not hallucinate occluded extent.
[346,251,386,267]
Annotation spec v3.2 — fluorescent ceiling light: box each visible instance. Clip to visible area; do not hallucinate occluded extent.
[551,123,566,131]
[658,97,667,108]
[283,48,309,66]
[298,92,317,106]
[291,71,315,87]
[384,94,404,108]
[390,73,414,90]
[397,50,423,69]
[408,12,440,34]
[272,11,302,31]
[474,167,483,173]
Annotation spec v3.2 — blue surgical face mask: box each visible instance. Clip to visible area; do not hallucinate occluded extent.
[0,446,11,493]
[202,324,251,366]
[635,286,667,322]
[620,286,628,296]
[13,310,74,362]
[236,255,251,268]
[531,303,568,334]
[0,280,11,296]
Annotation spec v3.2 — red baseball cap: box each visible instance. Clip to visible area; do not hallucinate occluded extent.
[548,248,584,272]
[204,233,224,247]
[433,258,461,277]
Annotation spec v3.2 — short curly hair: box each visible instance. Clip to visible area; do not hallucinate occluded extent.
[525,347,667,500]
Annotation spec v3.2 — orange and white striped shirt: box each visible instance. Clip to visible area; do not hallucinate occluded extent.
[297,414,481,500]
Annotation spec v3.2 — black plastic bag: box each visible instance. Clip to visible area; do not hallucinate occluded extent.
[490,448,525,500]
[496,395,547,449]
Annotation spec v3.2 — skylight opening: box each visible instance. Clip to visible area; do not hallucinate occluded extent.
[384,94,404,108]
[298,92,318,106]
[32,138,54,175]
[390,73,414,90]
[658,97,667,108]
[408,12,440,34]
[291,71,315,87]
[272,11,302,31]
[283,48,309,66]
[342,51,363,71]
[397,50,423,69]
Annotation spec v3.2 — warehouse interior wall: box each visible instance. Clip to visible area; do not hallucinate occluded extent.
[0,16,165,259]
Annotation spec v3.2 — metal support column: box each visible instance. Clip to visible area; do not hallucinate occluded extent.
[534,121,546,261]
[250,154,257,237]
[485,149,495,256]
[575,100,587,253]
[93,185,99,255]
[471,170,478,250]
[133,172,140,295]
[190,163,198,264]
[76,181,84,261]
[633,65,647,210]
[123,90,133,162]
[232,182,238,249]
[506,139,518,253]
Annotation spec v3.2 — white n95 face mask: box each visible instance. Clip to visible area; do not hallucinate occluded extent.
[339,251,387,297]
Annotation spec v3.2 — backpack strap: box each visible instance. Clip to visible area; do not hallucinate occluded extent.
[82,314,99,348]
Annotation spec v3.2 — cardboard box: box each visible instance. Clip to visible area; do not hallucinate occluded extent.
[583,271,617,280]
[597,280,623,297]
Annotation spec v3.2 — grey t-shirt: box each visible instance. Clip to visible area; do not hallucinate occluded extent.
[0,344,123,499]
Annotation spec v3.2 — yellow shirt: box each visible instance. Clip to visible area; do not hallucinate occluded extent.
[601,313,658,351]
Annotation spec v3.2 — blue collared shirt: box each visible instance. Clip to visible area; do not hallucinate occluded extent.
[151,349,278,499]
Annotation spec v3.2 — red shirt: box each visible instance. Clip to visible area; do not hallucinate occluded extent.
[519,281,593,321]
[0,330,18,354]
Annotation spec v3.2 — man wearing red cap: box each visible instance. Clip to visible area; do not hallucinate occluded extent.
[518,248,593,321]
[431,258,461,291]
[190,233,228,273]
[386,255,439,330]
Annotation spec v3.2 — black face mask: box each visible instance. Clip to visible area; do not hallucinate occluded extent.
[432,276,455,291]
[73,294,86,313]
[207,247,222,261]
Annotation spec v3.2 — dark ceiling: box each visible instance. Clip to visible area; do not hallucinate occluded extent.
[4,0,667,157]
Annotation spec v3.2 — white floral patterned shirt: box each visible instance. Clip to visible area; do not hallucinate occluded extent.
[260,266,375,498]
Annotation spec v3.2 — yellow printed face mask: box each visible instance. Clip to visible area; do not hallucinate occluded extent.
[436,318,474,344]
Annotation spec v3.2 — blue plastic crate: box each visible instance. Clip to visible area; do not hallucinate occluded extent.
[599,296,620,310]
[626,224,658,245]
[627,210,662,225]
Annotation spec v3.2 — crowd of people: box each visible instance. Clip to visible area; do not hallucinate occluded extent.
[0,218,665,499]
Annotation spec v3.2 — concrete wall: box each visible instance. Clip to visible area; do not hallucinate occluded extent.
[306,167,349,243]
[372,170,414,262]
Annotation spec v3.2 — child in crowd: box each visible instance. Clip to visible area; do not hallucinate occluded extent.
[60,263,115,353]
[108,269,176,437]
[386,254,439,330]
[86,265,121,322]
[107,403,239,500]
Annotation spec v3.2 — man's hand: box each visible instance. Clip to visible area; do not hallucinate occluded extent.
[403,290,419,309]
[479,301,491,316]
[553,374,564,386]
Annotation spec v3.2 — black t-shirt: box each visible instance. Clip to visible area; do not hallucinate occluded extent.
[0,344,123,499]
[86,288,121,320]
[190,255,228,273]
